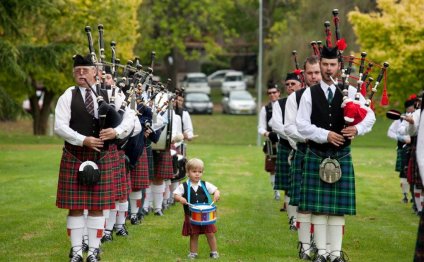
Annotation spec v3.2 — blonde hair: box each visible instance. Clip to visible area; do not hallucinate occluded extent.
[186,158,204,172]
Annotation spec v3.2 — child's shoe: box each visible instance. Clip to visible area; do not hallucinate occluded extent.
[187,252,198,259]
[210,251,219,259]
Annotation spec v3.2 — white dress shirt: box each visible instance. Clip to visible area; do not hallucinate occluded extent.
[416,110,424,182]
[54,86,136,146]
[258,102,276,136]
[173,181,218,196]
[296,81,376,144]
[284,91,307,149]
[182,111,194,139]
[271,99,288,140]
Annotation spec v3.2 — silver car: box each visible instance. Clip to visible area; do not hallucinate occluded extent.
[180,72,211,95]
[184,92,213,115]
[221,90,256,115]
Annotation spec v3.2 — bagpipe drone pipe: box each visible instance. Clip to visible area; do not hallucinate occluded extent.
[310,9,390,126]
[82,24,176,165]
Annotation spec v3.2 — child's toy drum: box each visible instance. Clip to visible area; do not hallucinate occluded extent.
[189,204,217,225]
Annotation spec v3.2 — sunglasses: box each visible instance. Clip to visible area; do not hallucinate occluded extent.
[267,91,279,95]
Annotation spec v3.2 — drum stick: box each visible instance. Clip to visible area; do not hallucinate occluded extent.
[210,201,215,206]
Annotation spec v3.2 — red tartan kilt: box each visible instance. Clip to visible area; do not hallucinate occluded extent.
[153,150,174,179]
[130,148,150,191]
[114,150,131,200]
[56,144,117,210]
[182,214,217,236]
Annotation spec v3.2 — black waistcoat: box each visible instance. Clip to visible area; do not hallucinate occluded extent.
[70,87,109,138]
[308,84,350,151]
[295,88,307,109]
[265,102,273,132]
[182,181,209,215]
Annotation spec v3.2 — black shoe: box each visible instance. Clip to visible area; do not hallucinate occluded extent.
[115,225,129,236]
[70,254,83,262]
[297,242,312,261]
[130,214,140,225]
[331,251,349,262]
[402,197,408,203]
[154,210,164,216]
[101,232,113,243]
[137,213,144,221]
[69,247,84,262]
[86,248,101,262]
[140,208,149,216]
[313,255,327,262]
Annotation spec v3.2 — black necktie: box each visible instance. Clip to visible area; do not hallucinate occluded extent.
[85,88,94,116]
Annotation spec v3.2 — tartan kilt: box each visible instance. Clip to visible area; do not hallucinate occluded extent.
[130,148,150,191]
[114,150,131,200]
[153,149,174,179]
[395,147,403,172]
[289,143,307,206]
[146,142,155,180]
[274,143,291,191]
[56,144,116,210]
[414,210,424,261]
[407,140,423,189]
[298,146,356,216]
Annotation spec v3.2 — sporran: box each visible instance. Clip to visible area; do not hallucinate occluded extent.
[319,157,342,184]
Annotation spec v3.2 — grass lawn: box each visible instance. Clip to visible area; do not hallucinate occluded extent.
[0,115,419,261]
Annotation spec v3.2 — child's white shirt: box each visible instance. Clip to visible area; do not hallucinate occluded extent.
[173,180,217,196]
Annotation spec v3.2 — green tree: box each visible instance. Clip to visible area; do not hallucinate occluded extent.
[0,0,141,134]
[135,0,239,88]
[349,0,424,108]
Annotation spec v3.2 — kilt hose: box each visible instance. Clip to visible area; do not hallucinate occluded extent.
[115,150,131,200]
[130,147,150,191]
[414,210,424,261]
[289,143,307,206]
[274,143,291,191]
[298,146,356,216]
[56,143,117,210]
[153,149,174,179]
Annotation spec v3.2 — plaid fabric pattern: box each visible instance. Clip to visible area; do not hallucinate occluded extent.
[146,142,155,180]
[114,150,131,200]
[130,148,150,191]
[395,148,403,172]
[414,211,424,261]
[153,149,174,179]
[56,144,117,210]
[274,143,291,191]
[407,138,423,188]
[298,146,356,215]
[289,143,307,206]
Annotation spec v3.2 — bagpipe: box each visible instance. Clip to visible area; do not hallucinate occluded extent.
[82,24,176,168]
[312,9,390,126]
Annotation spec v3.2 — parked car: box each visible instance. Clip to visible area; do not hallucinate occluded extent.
[208,69,254,89]
[180,73,211,94]
[221,90,256,115]
[207,69,235,88]
[184,92,213,114]
[221,71,247,95]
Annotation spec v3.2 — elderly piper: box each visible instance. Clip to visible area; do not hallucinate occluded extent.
[55,54,135,262]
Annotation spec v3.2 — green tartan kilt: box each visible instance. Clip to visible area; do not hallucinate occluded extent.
[274,143,291,191]
[289,143,307,206]
[145,142,155,180]
[395,147,403,172]
[299,146,356,216]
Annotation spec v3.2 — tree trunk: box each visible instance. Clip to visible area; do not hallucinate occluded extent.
[28,75,55,135]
